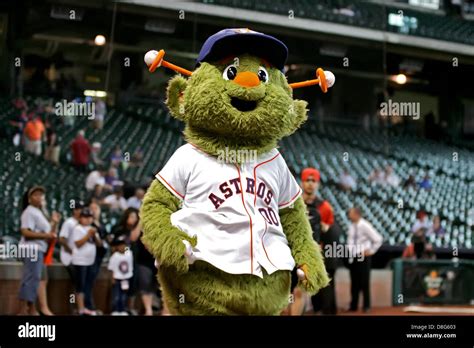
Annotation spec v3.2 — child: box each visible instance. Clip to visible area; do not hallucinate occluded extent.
[108,234,133,315]
[71,207,102,315]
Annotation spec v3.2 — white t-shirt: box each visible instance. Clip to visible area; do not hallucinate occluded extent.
[104,194,128,211]
[20,205,51,253]
[85,171,105,191]
[71,224,96,266]
[59,217,78,266]
[156,143,301,278]
[127,196,142,210]
[108,251,133,280]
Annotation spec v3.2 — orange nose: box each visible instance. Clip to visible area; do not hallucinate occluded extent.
[233,71,260,87]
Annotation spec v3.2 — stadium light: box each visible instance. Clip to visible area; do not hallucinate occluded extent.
[84,90,107,97]
[94,34,106,46]
[394,73,407,85]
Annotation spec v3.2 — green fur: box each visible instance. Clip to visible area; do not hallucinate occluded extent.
[142,53,329,315]
[140,180,197,274]
[280,197,330,294]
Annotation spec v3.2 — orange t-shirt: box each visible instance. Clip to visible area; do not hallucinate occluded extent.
[24,119,45,141]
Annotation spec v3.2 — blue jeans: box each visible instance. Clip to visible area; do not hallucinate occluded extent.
[84,253,104,309]
[19,251,44,303]
[112,280,129,312]
[74,265,94,308]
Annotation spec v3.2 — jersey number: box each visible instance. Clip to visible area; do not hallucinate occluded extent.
[259,207,279,226]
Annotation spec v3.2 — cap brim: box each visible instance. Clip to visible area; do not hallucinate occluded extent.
[28,186,46,197]
[198,32,288,71]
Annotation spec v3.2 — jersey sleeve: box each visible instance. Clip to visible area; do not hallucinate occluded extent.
[277,155,302,209]
[155,145,191,200]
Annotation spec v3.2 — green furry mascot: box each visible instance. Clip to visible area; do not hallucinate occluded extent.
[141,28,335,315]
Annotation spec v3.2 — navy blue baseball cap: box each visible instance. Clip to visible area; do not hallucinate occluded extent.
[196,28,288,71]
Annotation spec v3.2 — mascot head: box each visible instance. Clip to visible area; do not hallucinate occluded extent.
[145,28,334,157]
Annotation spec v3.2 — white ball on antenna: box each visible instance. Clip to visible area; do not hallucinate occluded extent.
[324,70,335,88]
[144,50,158,66]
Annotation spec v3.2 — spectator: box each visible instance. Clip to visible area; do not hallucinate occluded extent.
[108,234,133,315]
[44,120,60,165]
[88,184,107,204]
[9,109,28,147]
[84,201,108,314]
[427,215,446,237]
[91,142,104,167]
[85,167,106,191]
[384,165,400,187]
[368,168,384,185]
[105,167,122,190]
[313,203,341,315]
[71,208,102,315]
[17,186,60,315]
[346,207,383,313]
[403,174,417,189]
[58,200,84,275]
[110,146,123,168]
[411,209,432,235]
[339,169,357,191]
[135,230,158,315]
[111,208,141,315]
[93,98,106,130]
[23,115,46,156]
[286,167,321,315]
[402,234,436,260]
[130,148,144,167]
[419,174,433,190]
[71,130,91,172]
[104,187,128,212]
[127,188,145,210]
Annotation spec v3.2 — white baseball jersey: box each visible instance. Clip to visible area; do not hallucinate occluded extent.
[156,143,301,278]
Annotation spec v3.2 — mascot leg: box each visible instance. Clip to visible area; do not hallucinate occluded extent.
[158,261,290,315]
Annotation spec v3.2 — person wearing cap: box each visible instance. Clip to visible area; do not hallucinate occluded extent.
[17,186,61,315]
[58,199,84,312]
[71,207,102,315]
[108,234,134,315]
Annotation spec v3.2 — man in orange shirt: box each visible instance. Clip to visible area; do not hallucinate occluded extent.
[23,115,46,156]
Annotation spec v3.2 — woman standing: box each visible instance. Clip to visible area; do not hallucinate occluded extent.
[17,186,60,315]
[71,208,103,315]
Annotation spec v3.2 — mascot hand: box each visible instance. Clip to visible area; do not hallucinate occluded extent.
[159,233,197,274]
[296,261,328,295]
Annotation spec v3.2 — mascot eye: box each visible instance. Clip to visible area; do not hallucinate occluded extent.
[258,67,269,83]
[223,65,237,80]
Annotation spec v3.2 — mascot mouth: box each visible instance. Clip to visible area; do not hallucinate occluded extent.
[230,97,257,112]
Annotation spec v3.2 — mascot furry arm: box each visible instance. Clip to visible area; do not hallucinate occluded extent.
[140,28,334,315]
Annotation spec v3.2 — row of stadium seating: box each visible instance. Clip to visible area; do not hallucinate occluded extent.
[201,0,474,45]
[0,97,472,250]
